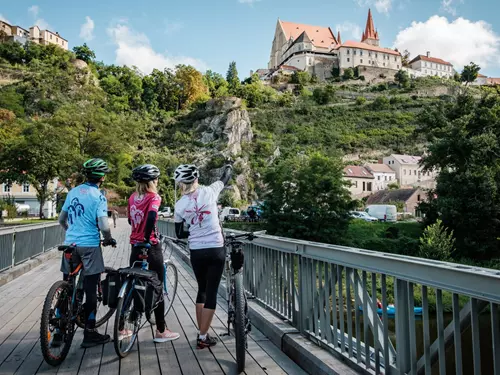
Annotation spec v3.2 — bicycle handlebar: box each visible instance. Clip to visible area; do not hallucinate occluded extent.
[225,230,266,243]
[160,234,188,247]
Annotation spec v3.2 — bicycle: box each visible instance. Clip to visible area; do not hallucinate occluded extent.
[163,231,261,373]
[40,244,116,366]
[113,241,178,358]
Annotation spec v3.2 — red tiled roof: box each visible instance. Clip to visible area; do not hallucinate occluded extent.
[409,55,453,66]
[488,78,500,85]
[344,166,374,179]
[361,9,379,42]
[279,65,300,71]
[279,20,337,49]
[365,163,395,174]
[335,40,401,56]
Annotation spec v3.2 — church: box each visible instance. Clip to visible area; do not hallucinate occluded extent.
[267,10,402,81]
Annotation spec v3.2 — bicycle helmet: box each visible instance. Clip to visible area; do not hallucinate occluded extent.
[132,164,160,182]
[174,164,199,183]
[83,158,111,178]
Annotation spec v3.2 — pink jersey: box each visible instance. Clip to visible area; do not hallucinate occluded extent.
[128,192,161,245]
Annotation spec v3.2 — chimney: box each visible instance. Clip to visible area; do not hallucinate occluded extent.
[426,51,430,58]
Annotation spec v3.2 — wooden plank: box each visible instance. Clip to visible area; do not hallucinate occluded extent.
[137,324,160,375]
[0,320,39,374]
[96,320,119,375]
[53,330,84,375]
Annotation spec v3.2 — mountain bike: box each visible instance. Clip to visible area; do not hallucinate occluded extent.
[113,242,178,358]
[163,231,261,373]
[40,244,116,366]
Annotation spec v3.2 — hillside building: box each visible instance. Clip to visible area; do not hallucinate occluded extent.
[0,19,68,50]
[408,52,454,78]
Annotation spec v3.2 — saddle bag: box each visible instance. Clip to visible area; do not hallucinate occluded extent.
[102,270,122,309]
[131,269,163,313]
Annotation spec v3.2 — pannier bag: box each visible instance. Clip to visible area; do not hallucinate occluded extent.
[132,269,163,313]
[102,270,122,309]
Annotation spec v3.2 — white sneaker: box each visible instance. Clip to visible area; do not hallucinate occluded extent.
[154,329,180,343]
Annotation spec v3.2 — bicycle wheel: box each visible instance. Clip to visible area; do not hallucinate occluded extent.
[233,272,247,373]
[75,272,116,329]
[40,280,75,366]
[113,285,140,358]
[147,260,178,325]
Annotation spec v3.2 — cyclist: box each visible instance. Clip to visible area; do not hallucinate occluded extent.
[127,164,180,343]
[58,158,117,348]
[174,163,232,348]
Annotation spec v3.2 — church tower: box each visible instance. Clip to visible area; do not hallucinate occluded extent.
[361,9,379,46]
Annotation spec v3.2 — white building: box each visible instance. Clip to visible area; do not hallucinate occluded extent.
[343,166,374,198]
[408,52,454,78]
[383,154,437,188]
[365,163,397,191]
[1,179,60,218]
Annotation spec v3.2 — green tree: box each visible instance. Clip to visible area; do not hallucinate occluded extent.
[72,43,96,63]
[291,71,311,86]
[343,68,355,80]
[401,49,411,67]
[0,41,25,64]
[418,92,500,259]
[203,70,229,98]
[313,86,337,105]
[226,61,240,94]
[461,62,481,85]
[175,64,209,108]
[418,219,455,261]
[395,69,410,88]
[262,152,354,243]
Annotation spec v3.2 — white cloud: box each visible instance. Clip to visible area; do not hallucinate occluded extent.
[394,16,500,70]
[28,5,39,18]
[80,16,95,41]
[164,20,183,35]
[336,22,362,41]
[107,23,207,74]
[353,0,393,14]
[441,0,463,16]
[0,14,10,24]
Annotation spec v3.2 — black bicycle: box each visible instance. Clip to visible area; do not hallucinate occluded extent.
[40,244,116,366]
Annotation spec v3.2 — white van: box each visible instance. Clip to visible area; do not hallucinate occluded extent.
[365,205,397,222]
[220,207,241,221]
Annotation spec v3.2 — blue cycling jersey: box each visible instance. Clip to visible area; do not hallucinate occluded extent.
[62,183,108,247]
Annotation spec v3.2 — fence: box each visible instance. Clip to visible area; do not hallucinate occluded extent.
[0,223,64,271]
[158,219,500,375]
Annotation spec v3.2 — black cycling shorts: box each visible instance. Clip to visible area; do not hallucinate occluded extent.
[190,247,226,310]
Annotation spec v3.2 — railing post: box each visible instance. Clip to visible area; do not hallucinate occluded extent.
[298,250,307,334]
[395,278,411,374]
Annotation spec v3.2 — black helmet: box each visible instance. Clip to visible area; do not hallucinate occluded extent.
[132,164,160,182]
[174,164,199,183]
[83,158,111,178]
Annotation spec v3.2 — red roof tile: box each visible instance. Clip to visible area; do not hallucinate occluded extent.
[335,40,401,56]
[279,65,300,71]
[409,55,453,66]
[280,20,337,49]
[361,9,379,42]
[344,166,374,179]
[488,78,500,85]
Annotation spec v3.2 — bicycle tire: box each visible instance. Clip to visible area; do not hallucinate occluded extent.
[147,260,178,325]
[234,272,246,373]
[40,280,74,366]
[113,292,139,358]
[75,274,116,329]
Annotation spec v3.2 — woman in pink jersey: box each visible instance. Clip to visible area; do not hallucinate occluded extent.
[127,164,179,343]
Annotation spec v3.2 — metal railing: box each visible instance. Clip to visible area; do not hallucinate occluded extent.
[158,220,500,375]
[0,223,64,271]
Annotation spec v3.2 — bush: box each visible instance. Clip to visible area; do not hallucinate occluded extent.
[359,75,366,81]
[278,91,295,107]
[355,96,367,105]
[418,219,455,261]
[343,68,355,80]
[371,95,390,110]
[313,85,337,105]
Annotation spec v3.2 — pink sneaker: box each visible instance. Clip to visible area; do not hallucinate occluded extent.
[118,329,133,341]
[154,329,180,343]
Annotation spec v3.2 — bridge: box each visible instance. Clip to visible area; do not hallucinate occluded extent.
[0,220,498,375]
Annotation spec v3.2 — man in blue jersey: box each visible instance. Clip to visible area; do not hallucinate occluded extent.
[58,158,117,348]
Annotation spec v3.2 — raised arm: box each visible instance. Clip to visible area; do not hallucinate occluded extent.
[220,164,233,186]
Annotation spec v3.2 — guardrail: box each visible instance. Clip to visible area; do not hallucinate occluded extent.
[158,219,500,375]
[0,223,64,271]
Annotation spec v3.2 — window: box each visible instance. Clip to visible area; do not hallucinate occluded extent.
[417,195,421,201]
[360,51,363,56]
[363,182,366,191]
[56,37,58,42]
[347,49,350,55]
[3,184,11,193]
[397,65,400,69]
[354,181,358,188]
[425,69,427,74]
[403,169,406,175]
[369,52,372,57]
[347,58,350,62]
[368,60,371,64]
[50,34,52,40]
[389,176,392,181]
[360,59,363,63]
[383,63,386,67]
[384,176,387,181]
[414,170,417,176]
[353,50,357,55]
[378,176,381,181]
[367,182,372,192]
[394,56,397,61]
[22,183,30,193]
[375,53,378,58]
[62,41,65,46]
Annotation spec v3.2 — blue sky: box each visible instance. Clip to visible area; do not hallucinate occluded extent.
[1,0,500,78]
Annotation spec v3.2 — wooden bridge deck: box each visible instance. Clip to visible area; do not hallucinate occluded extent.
[0,220,307,375]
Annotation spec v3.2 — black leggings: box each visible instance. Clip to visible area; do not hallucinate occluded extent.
[190,247,226,310]
[130,243,166,332]
[63,272,100,330]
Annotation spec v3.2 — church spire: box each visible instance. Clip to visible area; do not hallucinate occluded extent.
[361,8,380,46]
[337,30,342,45]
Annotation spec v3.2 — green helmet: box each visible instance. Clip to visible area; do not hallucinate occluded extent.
[83,158,111,178]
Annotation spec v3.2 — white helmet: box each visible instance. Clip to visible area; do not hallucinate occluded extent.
[174,164,199,183]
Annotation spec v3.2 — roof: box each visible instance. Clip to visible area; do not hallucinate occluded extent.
[390,154,422,165]
[344,166,374,179]
[365,163,396,174]
[335,40,401,56]
[488,78,500,85]
[361,9,379,42]
[43,29,68,41]
[12,25,29,32]
[366,188,419,205]
[408,55,453,67]
[279,20,337,49]
[279,65,300,71]
[477,73,487,78]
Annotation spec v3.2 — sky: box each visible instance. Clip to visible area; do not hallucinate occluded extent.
[1,0,500,78]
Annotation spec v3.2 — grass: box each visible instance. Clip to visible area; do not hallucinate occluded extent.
[0,218,57,226]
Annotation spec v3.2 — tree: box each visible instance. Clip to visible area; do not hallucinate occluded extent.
[461,62,481,85]
[401,49,411,67]
[418,92,500,259]
[262,152,354,243]
[418,219,455,261]
[203,70,228,98]
[226,61,240,94]
[394,69,410,88]
[291,71,311,86]
[313,85,336,105]
[175,64,209,109]
[343,68,355,80]
[72,44,96,63]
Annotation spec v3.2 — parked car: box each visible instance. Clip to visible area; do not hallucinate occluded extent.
[349,211,378,222]
[158,207,172,218]
[220,207,241,221]
[365,205,397,222]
